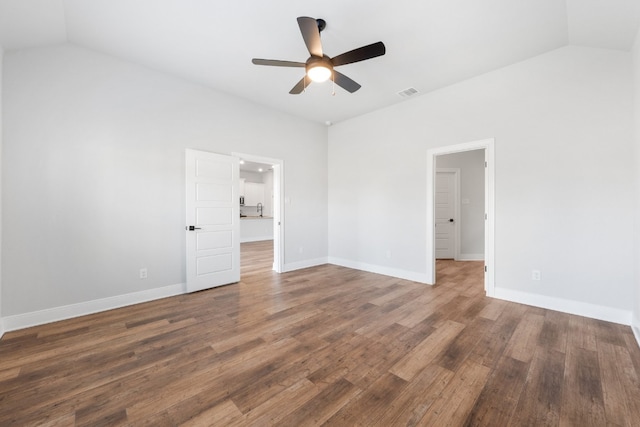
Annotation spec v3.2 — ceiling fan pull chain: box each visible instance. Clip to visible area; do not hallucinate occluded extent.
[332,74,336,96]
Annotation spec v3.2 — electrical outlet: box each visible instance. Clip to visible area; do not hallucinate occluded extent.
[531,270,541,281]
[299,246,304,254]
[139,268,148,279]
[386,250,392,259]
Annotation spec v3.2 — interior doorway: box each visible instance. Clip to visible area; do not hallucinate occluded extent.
[232,152,284,273]
[426,138,495,296]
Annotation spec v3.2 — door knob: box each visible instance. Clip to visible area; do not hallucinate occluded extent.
[449,219,454,222]
[186,225,202,231]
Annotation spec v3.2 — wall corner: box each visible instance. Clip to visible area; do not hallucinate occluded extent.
[0,44,4,339]
[632,24,640,349]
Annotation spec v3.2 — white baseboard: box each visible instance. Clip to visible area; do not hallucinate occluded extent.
[2,283,186,333]
[3,271,636,348]
[494,287,632,326]
[457,253,485,261]
[633,313,640,349]
[328,257,429,284]
[282,257,328,273]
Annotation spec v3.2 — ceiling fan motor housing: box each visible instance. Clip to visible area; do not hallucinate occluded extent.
[306,55,333,82]
[306,55,333,72]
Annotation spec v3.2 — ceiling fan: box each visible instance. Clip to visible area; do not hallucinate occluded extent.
[252,17,386,94]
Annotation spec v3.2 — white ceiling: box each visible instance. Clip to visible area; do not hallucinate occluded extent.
[1,0,639,124]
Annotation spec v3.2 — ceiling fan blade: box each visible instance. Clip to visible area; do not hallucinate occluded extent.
[297,16,323,57]
[331,41,386,67]
[333,71,361,93]
[289,75,312,94]
[252,58,306,67]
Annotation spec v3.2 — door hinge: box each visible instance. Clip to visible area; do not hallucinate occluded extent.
[485,213,487,220]
[484,266,487,272]
[484,161,487,168]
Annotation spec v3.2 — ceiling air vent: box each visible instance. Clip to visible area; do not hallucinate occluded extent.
[397,87,419,98]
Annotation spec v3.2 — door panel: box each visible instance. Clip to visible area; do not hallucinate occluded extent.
[197,254,233,275]
[197,231,233,250]
[196,207,233,225]
[186,149,240,292]
[435,170,457,259]
[196,183,232,201]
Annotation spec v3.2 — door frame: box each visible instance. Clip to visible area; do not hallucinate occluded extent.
[232,152,284,273]
[426,138,495,296]
[435,168,460,260]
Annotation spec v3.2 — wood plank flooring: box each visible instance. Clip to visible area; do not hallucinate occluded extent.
[1,240,639,426]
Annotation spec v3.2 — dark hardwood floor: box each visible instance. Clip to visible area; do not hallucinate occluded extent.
[1,240,639,426]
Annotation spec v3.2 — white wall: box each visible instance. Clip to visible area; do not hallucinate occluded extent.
[2,44,328,323]
[0,45,4,337]
[329,46,635,323]
[632,29,640,339]
[436,150,485,259]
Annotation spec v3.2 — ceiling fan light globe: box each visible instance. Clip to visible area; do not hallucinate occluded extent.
[307,65,332,82]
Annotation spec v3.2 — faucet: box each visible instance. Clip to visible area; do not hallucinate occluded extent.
[257,203,263,217]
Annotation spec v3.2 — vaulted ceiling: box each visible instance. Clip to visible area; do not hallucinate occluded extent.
[1,0,639,124]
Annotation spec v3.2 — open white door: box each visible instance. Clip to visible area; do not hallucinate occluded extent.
[185,149,240,292]
[435,170,459,259]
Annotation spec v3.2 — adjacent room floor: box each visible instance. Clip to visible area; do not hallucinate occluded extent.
[1,241,639,425]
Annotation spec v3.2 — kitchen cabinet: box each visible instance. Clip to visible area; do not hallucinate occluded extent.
[240,217,273,242]
[244,182,265,206]
[239,178,246,197]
